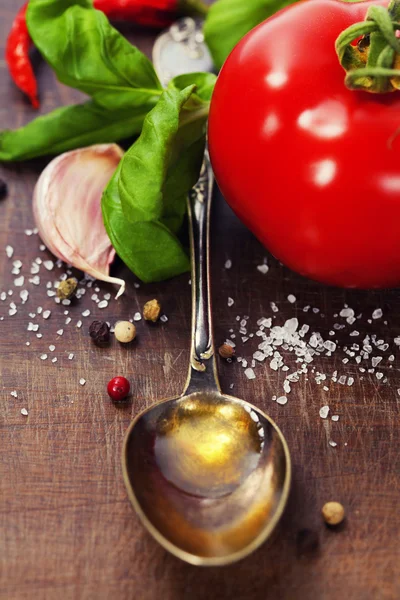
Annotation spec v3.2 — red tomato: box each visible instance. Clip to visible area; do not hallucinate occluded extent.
[208,0,400,289]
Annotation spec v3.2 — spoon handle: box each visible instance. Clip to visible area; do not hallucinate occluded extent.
[184,149,220,394]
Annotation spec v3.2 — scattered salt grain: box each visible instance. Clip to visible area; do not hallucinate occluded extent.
[276,396,288,406]
[79,378,86,386]
[82,310,90,317]
[133,312,142,321]
[332,415,339,422]
[62,299,71,306]
[5,246,14,258]
[244,368,256,380]
[257,264,269,275]
[26,342,30,346]
[40,354,48,360]
[20,290,29,303]
[227,297,234,307]
[225,259,232,269]
[21,408,28,416]
[39,244,46,251]
[347,377,354,386]
[10,390,18,398]
[270,302,279,313]
[372,308,383,320]
[287,294,296,304]
[42,310,51,320]
[376,372,384,380]
[76,320,82,328]
[52,358,57,363]
[160,315,168,323]
[30,276,40,285]
[319,405,330,419]
[329,440,338,448]
[8,307,17,316]
[43,260,54,271]
[68,353,74,360]
[98,300,108,309]
[49,345,55,352]
[372,356,382,367]
[0,292,6,301]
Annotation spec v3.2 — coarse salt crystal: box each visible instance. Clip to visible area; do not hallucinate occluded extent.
[8,308,17,316]
[68,353,74,360]
[133,312,142,321]
[62,299,71,306]
[49,345,55,352]
[82,310,90,317]
[36,333,42,338]
[57,329,64,336]
[257,264,269,275]
[329,440,338,448]
[270,302,279,313]
[244,368,256,380]
[6,246,14,258]
[283,380,291,394]
[98,300,108,309]
[319,405,330,419]
[79,378,86,386]
[76,320,82,328]
[372,308,383,319]
[227,297,234,307]
[65,317,71,325]
[332,415,340,422]
[372,356,382,367]
[225,259,232,269]
[276,396,288,405]
[30,276,40,285]
[52,357,58,363]
[376,372,384,380]
[347,377,354,386]
[287,294,296,304]
[39,244,46,251]
[10,390,18,398]
[160,315,168,323]
[43,310,51,319]
[47,290,56,297]
[21,408,28,416]
[43,260,54,271]
[26,341,30,346]
[40,354,48,360]
[0,292,6,301]
[20,290,29,303]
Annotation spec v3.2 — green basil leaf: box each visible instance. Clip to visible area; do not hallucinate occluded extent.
[26,0,162,110]
[119,74,215,223]
[0,100,154,162]
[204,0,298,69]
[102,165,190,283]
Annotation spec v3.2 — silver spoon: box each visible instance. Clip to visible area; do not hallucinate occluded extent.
[122,19,291,566]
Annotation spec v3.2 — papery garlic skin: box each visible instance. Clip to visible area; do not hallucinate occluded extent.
[33,144,126,298]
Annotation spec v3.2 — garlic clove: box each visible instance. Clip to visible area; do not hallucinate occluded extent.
[33,143,126,298]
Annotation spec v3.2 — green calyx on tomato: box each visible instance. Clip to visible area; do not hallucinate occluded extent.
[208,0,400,289]
[336,0,400,92]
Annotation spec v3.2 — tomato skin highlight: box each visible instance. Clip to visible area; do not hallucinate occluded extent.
[208,0,400,289]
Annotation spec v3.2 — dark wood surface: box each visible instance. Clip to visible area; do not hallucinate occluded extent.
[1,2,400,599]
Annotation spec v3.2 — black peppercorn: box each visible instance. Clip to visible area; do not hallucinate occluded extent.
[0,178,8,200]
[89,320,110,346]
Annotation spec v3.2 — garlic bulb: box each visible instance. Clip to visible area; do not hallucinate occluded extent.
[33,144,125,298]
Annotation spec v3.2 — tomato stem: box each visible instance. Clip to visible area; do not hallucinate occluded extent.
[335,0,400,93]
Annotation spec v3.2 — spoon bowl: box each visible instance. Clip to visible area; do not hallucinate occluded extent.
[123,391,290,566]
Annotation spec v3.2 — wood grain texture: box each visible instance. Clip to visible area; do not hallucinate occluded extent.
[1,2,400,599]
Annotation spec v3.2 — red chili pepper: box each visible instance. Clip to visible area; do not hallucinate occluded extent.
[5,0,207,108]
[5,3,38,109]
